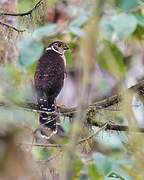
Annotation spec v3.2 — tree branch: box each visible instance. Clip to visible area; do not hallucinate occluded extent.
[91,121,144,132]
[18,79,144,117]
[0,20,25,32]
[78,123,107,144]
[19,142,62,148]
[19,123,144,151]
[0,0,44,17]
[1,80,144,133]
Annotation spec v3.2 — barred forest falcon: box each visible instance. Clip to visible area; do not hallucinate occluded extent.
[34,41,69,135]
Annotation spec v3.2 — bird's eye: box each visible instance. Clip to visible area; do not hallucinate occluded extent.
[58,43,63,48]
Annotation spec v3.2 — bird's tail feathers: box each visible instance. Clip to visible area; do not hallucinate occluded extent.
[38,98,55,112]
[38,97,65,138]
[38,97,56,130]
[39,112,57,131]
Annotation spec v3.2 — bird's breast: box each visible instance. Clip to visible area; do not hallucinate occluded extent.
[34,50,65,92]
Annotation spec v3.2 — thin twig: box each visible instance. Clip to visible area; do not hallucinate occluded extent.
[91,121,144,132]
[0,0,44,17]
[78,123,107,145]
[18,142,62,148]
[0,20,25,32]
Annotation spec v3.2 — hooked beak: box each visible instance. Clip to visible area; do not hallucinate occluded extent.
[64,44,69,50]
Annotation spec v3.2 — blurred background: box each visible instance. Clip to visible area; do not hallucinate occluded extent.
[0,0,144,179]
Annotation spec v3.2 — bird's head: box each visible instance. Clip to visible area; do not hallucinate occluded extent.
[46,41,69,55]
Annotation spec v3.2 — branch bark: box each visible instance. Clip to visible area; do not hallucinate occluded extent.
[0,80,144,132]
[0,20,25,32]
[0,0,18,63]
[0,0,44,17]
[17,79,144,117]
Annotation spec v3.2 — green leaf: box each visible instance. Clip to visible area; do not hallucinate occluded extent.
[69,16,87,37]
[100,18,114,40]
[32,24,58,40]
[26,62,37,75]
[106,167,132,180]
[69,16,88,27]
[134,13,144,26]
[19,37,44,67]
[69,26,84,37]
[32,147,51,160]
[18,24,60,67]
[117,0,139,11]
[65,50,73,67]
[101,14,137,40]
[72,158,84,179]
[96,130,126,150]
[61,117,71,133]
[105,171,125,180]
[0,65,22,86]
[98,42,126,78]
[111,14,137,39]
[133,25,144,40]
[92,153,113,175]
[93,153,132,180]
[88,163,101,180]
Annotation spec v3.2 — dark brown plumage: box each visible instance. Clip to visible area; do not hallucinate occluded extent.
[34,41,68,132]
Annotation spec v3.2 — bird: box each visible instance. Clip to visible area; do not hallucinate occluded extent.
[34,40,69,137]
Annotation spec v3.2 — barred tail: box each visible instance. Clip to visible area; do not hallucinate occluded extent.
[38,98,55,112]
[39,112,65,137]
[38,97,57,131]
[36,93,65,136]
[39,112,57,131]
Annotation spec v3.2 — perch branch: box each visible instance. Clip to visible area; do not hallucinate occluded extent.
[0,80,144,133]
[18,79,144,117]
[0,0,44,17]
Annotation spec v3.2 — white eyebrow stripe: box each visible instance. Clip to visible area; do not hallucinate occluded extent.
[46,47,52,51]
[46,45,63,55]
